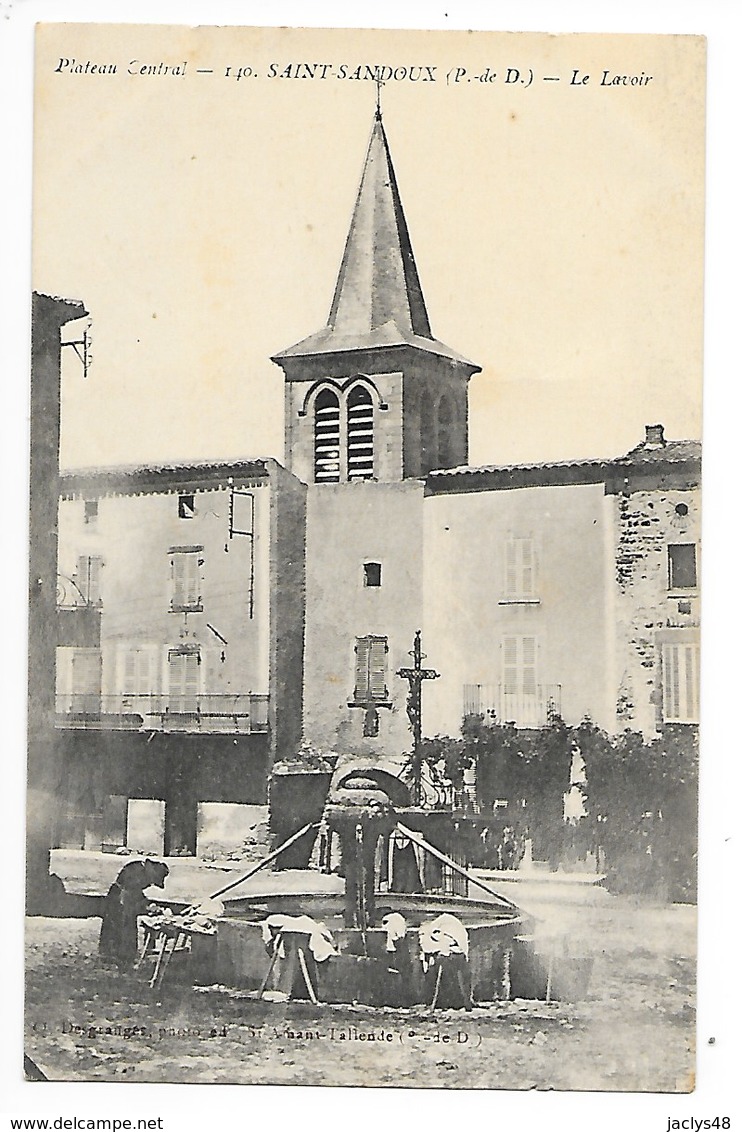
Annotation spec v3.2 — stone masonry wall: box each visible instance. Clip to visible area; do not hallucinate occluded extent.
[612,482,700,736]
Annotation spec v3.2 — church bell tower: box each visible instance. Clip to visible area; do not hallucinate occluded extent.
[272,108,480,485]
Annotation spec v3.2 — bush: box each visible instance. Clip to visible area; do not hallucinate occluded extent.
[425,715,699,901]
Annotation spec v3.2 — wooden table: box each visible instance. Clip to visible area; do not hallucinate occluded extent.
[136,916,214,990]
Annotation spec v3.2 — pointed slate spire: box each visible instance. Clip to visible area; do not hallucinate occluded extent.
[327,110,432,340]
[274,111,477,367]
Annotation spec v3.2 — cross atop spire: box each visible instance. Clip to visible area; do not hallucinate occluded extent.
[375,72,384,120]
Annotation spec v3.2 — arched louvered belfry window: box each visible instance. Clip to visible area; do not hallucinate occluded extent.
[346,384,374,481]
[437,395,453,469]
[314,388,341,483]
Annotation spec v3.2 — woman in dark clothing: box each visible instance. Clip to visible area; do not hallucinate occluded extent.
[99,859,169,968]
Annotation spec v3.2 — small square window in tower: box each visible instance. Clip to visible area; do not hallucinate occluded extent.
[84,499,98,525]
[354,635,389,704]
[363,562,382,588]
[668,544,697,590]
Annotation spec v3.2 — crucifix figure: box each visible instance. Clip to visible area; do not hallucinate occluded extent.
[397,629,440,807]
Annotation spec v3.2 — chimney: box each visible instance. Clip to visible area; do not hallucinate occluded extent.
[644,424,666,448]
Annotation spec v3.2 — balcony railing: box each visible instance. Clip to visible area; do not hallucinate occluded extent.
[463,684,562,729]
[55,692,269,734]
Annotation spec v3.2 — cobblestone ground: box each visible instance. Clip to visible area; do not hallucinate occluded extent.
[25,896,695,1092]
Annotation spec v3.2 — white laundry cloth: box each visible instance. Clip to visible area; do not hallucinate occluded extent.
[381,912,408,953]
[261,914,338,963]
[418,913,470,971]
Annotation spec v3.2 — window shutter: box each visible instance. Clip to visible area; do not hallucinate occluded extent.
[189,554,200,606]
[369,638,388,701]
[123,649,138,692]
[354,636,388,702]
[183,653,200,697]
[662,641,700,723]
[172,556,183,608]
[520,539,534,597]
[123,647,158,695]
[72,649,102,695]
[75,554,102,603]
[354,637,371,702]
[75,555,87,596]
[504,537,535,598]
[522,636,537,695]
[71,649,102,712]
[171,552,201,610]
[169,651,200,711]
[502,636,518,694]
[502,635,537,694]
[505,541,518,596]
[663,644,680,721]
[685,644,698,720]
[87,557,102,603]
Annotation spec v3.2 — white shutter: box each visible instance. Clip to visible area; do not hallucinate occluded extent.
[505,540,518,596]
[521,636,537,695]
[122,647,158,694]
[369,638,388,701]
[504,537,536,598]
[173,556,190,607]
[75,555,103,603]
[354,637,371,701]
[685,644,699,721]
[169,651,200,711]
[87,557,102,603]
[75,555,87,599]
[502,636,518,694]
[123,649,138,692]
[663,644,679,721]
[171,552,201,610]
[663,642,700,723]
[502,636,537,694]
[520,539,535,597]
[354,636,388,702]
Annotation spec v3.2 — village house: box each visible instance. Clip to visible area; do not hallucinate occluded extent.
[55,458,305,856]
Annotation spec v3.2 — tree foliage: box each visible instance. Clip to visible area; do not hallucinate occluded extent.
[422,715,698,901]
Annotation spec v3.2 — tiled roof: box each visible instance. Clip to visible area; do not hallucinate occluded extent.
[427,436,701,492]
[60,457,271,496]
[618,438,701,465]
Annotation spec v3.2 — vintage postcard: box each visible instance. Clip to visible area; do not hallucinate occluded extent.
[26,23,705,1091]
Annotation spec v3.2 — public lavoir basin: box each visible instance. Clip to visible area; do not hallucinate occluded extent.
[186,771,593,1009]
[189,890,565,1008]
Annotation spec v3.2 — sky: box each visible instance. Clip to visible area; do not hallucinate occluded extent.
[31,24,705,472]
